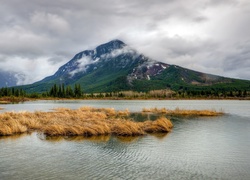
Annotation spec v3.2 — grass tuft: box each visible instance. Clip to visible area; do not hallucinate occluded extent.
[112,120,145,136]
[142,117,173,133]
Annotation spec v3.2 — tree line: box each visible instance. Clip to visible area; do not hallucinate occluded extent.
[0,84,83,99]
[45,84,82,98]
[0,84,249,99]
[0,87,26,97]
[175,89,248,98]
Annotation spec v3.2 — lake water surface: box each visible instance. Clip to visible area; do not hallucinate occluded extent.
[0,100,250,179]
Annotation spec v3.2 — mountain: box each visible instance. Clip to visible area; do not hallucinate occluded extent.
[21,40,250,93]
[0,70,25,88]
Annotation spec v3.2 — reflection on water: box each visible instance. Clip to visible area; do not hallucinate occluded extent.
[0,100,250,179]
[129,112,160,121]
[39,134,112,143]
[0,132,31,141]
[150,132,169,140]
[115,136,141,143]
[0,131,168,144]
[0,131,165,144]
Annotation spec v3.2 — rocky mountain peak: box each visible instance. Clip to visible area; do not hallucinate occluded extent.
[25,39,250,94]
[43,40,134,81]
[95,39,126,56]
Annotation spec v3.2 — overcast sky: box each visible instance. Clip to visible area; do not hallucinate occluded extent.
[0,0,250,85]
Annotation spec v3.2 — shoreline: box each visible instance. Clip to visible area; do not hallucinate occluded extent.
[1,96,249,104]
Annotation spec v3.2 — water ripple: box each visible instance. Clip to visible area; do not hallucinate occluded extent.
[1,105,250,179]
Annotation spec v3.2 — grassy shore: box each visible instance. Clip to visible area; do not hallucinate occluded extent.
[0,97,30,104]
[1,95,249,105]
[40,96,250,100]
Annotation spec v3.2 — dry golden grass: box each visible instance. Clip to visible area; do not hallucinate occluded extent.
[0,107,173,137]
[0,106,223,137]
[111,120,145,136]
[117,109,130,117]
[142,117,173,133]
[142,107,223,116]
[0,119,27,135]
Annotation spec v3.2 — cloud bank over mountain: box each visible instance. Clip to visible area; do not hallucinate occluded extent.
[1,0,249,85]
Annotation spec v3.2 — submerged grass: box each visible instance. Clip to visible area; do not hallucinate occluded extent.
[0,107,173,137]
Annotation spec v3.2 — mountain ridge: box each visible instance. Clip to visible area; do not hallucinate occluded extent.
[0,70,25,88]
[16,39,250,93]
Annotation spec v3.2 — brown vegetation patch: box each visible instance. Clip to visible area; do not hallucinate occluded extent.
[142,117,173,133]
[0,97,29,104]
[0,106,223,137]
[0,101,9,104]
[142,107,223,116]
[0,107,173,137]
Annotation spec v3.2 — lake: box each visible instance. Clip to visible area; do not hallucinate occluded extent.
[0,100,250,179]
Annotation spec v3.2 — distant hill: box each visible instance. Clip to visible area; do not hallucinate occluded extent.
[0,70,24,88]
[19,40,250,93]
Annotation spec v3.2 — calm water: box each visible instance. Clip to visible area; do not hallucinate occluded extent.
[0,100,250,179]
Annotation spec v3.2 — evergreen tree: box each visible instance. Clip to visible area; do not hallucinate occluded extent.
[237,90,242,97]
[62,83,65,98]
[66,86,74,97]
[14,89,19,97]
[49,84,58,97]
[243,90,247,97]
[58,85,62,97]
[74,84,82,97]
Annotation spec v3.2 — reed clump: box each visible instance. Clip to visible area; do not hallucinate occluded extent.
[142,107,223,116]
[111,120,145,136]
[0,118,27,135]
[142,117,173,133]
[0,107,173,137]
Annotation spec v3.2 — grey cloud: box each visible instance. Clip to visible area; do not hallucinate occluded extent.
[0,0,249,83]
[30,11,70,35]
[205,0,238,6]
[0,27,54,57]
[47,53,72,65]
[222,42,250,75]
